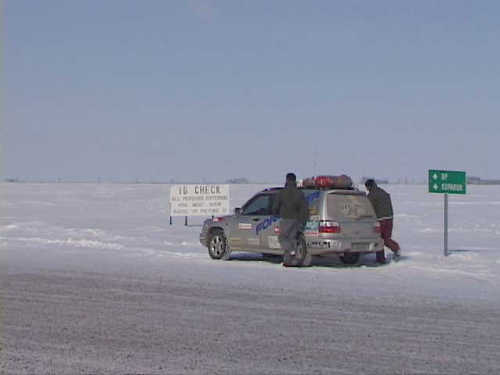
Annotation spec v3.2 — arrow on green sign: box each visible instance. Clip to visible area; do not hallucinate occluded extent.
[428,170,466,194]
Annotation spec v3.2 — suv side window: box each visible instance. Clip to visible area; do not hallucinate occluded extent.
[242,194,273,215]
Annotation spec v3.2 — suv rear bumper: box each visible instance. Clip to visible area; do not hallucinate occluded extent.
[307,237,384,255]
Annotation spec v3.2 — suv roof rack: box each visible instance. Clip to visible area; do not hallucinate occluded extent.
[301,175,354,190]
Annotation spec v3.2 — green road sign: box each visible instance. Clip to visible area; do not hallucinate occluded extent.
[428,170,466,194]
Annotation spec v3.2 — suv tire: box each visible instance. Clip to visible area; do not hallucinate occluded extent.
[207,229,231,260]
[340,252,360,265]
[283,233,311,267]
[298,234,312,267]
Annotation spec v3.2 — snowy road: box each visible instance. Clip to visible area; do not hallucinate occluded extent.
[3,260,500,375]
[2,183,500,374]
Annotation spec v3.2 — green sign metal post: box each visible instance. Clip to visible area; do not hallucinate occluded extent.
[428,170,466,256]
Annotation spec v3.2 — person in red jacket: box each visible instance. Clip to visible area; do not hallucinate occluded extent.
[365,179,401,263]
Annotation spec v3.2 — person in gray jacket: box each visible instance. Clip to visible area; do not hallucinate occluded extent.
[272,173,308,266]
[365,179,401,263]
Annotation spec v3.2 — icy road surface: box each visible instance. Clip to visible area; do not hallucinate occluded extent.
[1,183,500,374]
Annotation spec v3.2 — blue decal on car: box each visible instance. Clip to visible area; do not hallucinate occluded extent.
[256,216,280,235]
[305,190,320,203]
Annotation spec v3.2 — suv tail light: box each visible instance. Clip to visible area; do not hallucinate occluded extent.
[274,226,280,234]
[319,220,341,234]
[374,221,381,234]
[213,217,224,223]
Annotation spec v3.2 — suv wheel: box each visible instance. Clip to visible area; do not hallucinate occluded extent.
[297,234,312,266]
[283,233,311,267]
[207,229,231,260]
[340,252,360,265]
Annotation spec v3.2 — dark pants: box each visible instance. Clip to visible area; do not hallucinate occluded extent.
[376,218,400,261]
[278,219,300,256]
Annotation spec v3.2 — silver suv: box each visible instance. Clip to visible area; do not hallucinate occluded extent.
[199,176,384,266]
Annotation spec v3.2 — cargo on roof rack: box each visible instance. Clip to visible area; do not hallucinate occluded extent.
[301,175,354,190]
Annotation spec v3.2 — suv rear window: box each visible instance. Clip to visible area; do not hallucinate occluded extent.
[327,193,375,220]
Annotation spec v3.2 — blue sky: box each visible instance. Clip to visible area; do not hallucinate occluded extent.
[3,0,499,182]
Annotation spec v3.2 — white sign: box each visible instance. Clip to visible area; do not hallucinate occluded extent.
[169,184,230,217]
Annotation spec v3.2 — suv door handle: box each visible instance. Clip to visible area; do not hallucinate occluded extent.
[252,218,260,222]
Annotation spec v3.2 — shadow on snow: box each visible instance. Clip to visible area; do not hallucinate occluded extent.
[225,252,409,268]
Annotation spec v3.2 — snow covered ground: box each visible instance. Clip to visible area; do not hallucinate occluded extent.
[3,183,500,295]
[1,182,500,374]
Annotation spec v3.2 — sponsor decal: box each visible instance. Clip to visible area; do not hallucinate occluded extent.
[268,235,281,249]
[238,223,252,230]
[308,207,319,216]
[310,209,320,217]
[306,191,321,216]
[306,190,320,203]
[256,216,280,235]
[229,237,242,249]
[247,238,260,246]
[304,220,319,234]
